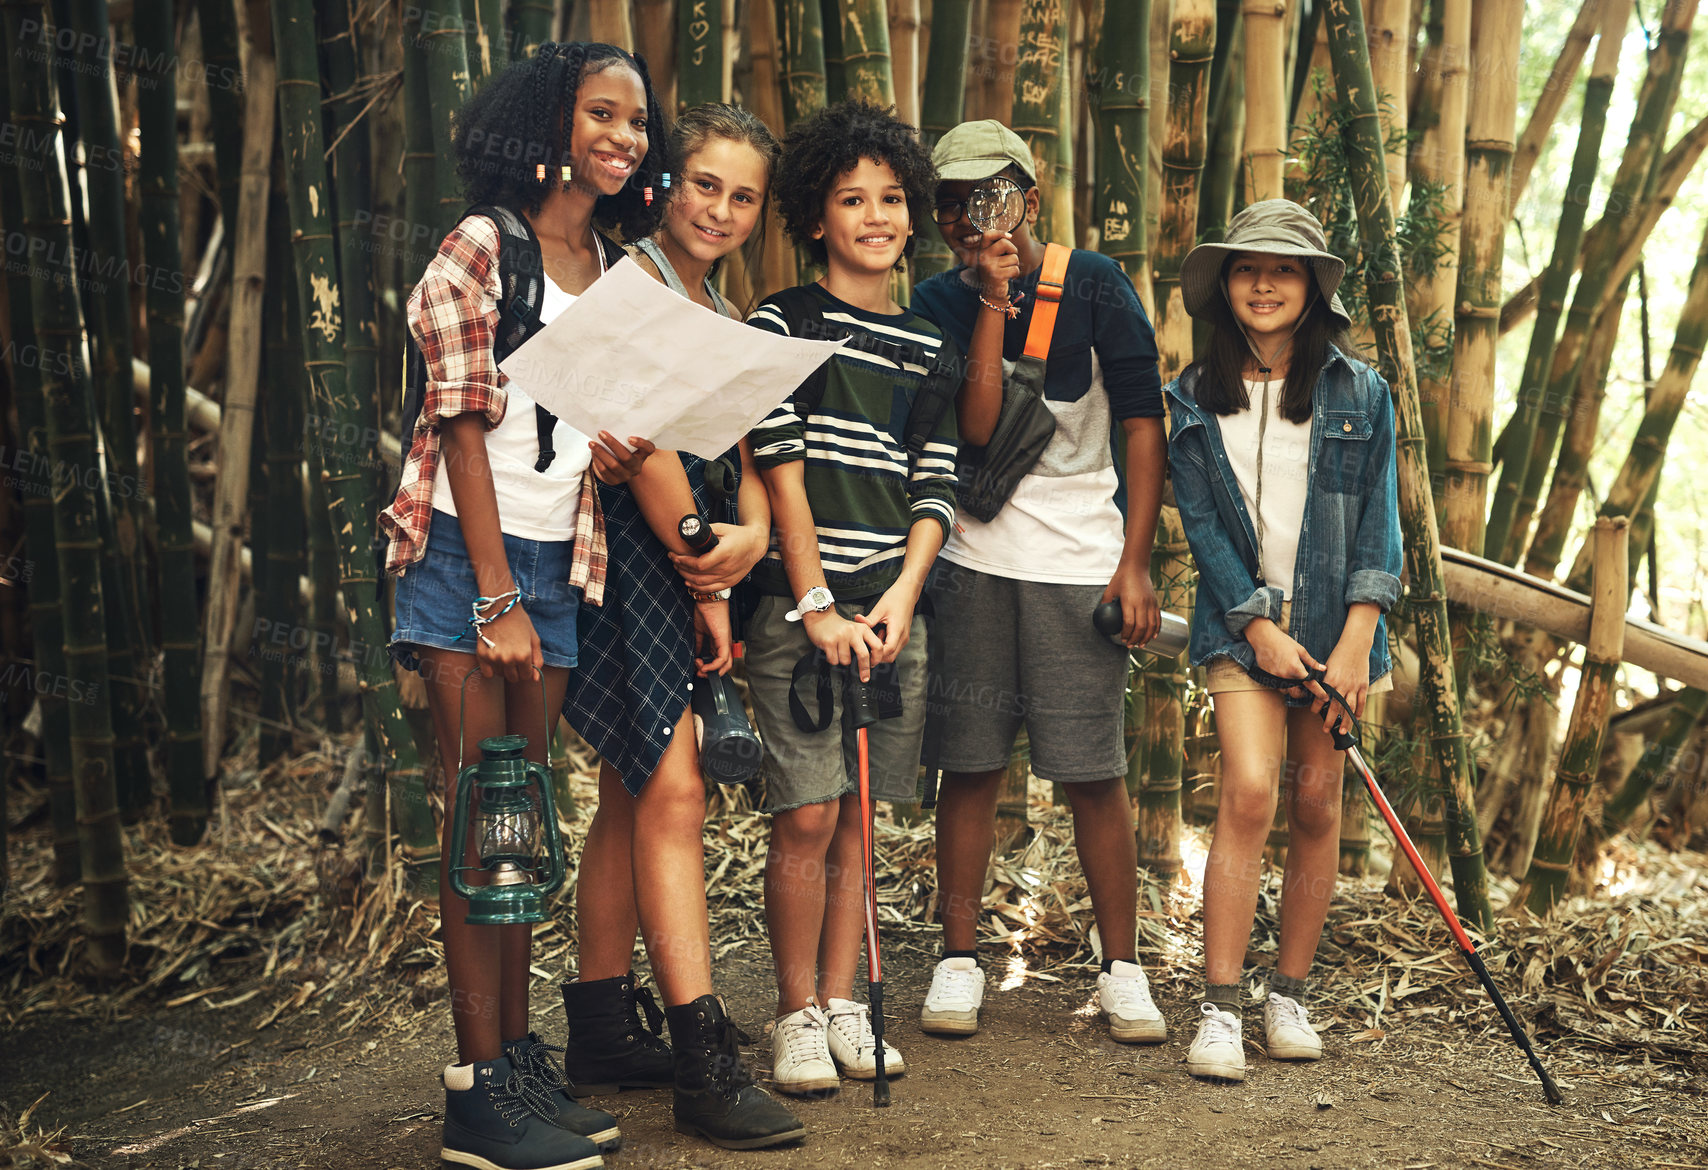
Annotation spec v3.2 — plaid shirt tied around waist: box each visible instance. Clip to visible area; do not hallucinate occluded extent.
[377,214,606,605]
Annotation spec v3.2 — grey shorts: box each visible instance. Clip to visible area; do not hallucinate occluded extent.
[743,593,929,811]
[925,561,1129,784]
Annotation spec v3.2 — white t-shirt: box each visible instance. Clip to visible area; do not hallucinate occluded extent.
[430,279,591,542]
[940,351,1128,584]
[1217,377,1311,599]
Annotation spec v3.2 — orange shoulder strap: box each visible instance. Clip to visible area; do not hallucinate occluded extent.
[1022,242,1071,361]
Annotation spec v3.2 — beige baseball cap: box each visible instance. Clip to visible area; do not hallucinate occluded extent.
[930,120,1037,183]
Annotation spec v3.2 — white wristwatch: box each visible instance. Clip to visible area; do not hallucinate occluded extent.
[785,585,836,622]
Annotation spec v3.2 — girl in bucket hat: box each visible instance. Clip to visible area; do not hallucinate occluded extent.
[1163,199,1403,1083]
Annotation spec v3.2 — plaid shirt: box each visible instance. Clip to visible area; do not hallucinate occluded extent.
[378,215,606,604]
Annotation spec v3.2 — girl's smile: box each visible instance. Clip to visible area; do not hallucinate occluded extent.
[1226,252,1311,339]
[664,136,768,264]
[568,65,650,197]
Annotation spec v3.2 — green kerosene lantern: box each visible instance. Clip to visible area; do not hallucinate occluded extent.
[448,734,566,925]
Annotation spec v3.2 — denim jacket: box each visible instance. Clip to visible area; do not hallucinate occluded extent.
[1164,346,1403,699]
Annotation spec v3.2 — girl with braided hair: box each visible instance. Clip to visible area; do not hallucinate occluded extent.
[381,41,669,1170]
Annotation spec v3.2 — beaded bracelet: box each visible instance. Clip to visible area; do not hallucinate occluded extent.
[979,292,1021,319]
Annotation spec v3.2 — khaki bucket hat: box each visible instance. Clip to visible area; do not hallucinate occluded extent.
[1180,199,1352,328]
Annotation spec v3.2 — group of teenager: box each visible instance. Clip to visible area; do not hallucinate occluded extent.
[378,40,1403,1170]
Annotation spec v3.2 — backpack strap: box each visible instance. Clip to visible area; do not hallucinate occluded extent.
[1022,242,1071,361]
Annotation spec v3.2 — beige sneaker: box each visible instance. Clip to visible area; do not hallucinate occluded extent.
[1186,1003,1246,1081]
[1096,960,1168,1043]
[770,1003,839,1094]
[920,957,984,1036]
[1263,992,1323,1060]
[824,997,905,1079]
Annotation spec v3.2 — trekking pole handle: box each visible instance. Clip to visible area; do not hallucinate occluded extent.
[678,513,719,553]
[1092,600,1190,657]
[846,623,887,730]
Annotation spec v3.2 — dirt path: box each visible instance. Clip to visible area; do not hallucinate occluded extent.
[7,942,1705,1170]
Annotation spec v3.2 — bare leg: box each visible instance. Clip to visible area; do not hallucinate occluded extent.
[764,796,840,1015]
[1062,777,1139,963]
[1201,689,1289,988]
[933,768,1004,952]
[629,706,716,1005]
[815,792,868,1004]
[1275,706,1345,981]
[422,651,567,1062]
[574,760,642,982]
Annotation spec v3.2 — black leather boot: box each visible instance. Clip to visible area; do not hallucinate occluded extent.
[559,973,674,1095]
[441,1054,604,1170]
[503,1033,622,1151]
[666,994,806,1150]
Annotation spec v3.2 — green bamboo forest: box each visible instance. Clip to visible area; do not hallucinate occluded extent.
[2,0,1708,1164]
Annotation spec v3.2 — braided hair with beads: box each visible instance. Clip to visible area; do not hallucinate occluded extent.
[452,41,670,240]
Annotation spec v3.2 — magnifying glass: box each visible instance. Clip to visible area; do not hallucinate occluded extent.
[967,175,1026,235]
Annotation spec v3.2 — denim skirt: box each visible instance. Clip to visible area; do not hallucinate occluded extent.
[390,509,580,673]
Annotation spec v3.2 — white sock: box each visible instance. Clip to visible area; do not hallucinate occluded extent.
[443,1062,475,1091]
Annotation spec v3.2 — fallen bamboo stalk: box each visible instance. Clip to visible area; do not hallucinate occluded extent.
[133,358,402,467]
[1441,546,1708,689]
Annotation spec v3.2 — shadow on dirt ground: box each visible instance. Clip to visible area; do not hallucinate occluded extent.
[5,937,1705,1170]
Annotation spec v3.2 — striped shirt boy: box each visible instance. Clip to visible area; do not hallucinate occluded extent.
[746,283,960,601]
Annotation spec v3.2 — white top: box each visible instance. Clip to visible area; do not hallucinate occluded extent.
[431,279,591,543]
[1217,377,1311,599]
[940,351,1129,584]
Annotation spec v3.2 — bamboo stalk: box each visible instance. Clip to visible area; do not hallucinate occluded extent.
[508,0,555,59]
[980,0,1021,123]
[1242,0,1287,201]
[257,207,304,764]
[821,0,846,99]
[680,0,726,107]
[469,0,507,85]
[1365,0,1408,214]
[2,0,128,972]
[421,0,473,236]
[196,0,245,230]
[1524,274,1629,581]
[0,75,79,883]
[273,0,441,889]
[837,0,895,106]
[1136,504,1191,878]
[66,0,153,817]
[1286,3,1329,179]
[1481,0,1630,566]
[1411,0,1466,534]
[634,0,677,108]
[1557,215,1708,595]
[1090,0,1149,306]
[137,0,208,843]
[1508,0,1603,214]
[201,16,275,782]
[1324,0,1492,930]
[1602,688,1708,836]
[777,0,829,126]
[588,0,634,49]
[1517,516,1627,914]
[887,0,921,124]
[745,0,794,299]
[1496,0,1694,568]
[1153,0,1215,380]
[402,7,436,291]
[915,0,971,279]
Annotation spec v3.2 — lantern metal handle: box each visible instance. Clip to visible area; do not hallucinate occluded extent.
[455,664,551,776]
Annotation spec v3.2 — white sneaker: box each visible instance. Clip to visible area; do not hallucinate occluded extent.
[920,957,985,1036]
[824,997,906,1079]
[1186,1003,1246,1081]
[1096,960,1168,1043]
[1263,992,1323,1060]
[770,1003,839,1094]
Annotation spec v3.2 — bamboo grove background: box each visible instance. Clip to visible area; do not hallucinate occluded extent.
[0,0,1706,975]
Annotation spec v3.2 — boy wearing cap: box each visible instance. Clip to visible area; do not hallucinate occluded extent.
[909,121,1169,1044]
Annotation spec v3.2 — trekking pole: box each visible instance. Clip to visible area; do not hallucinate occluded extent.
[1307,671,1565,1106]
[846,658,892,1108]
